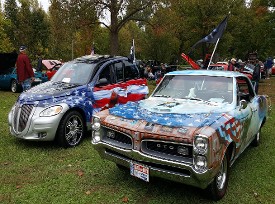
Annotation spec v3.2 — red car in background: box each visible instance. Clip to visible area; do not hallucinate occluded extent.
[42,60,62,80]
[272,66,275,76]
[208,63,253,80]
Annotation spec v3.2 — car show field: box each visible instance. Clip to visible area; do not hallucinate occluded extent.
[0,77,275,203]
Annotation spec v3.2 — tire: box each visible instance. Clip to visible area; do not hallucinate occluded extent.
[251,128,261,147]
[11,79,20,93]
[56,111,85,148]
[207,152,229,201]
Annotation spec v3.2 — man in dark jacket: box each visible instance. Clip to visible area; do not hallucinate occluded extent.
[252,59,261,94]
[16,45,34,91]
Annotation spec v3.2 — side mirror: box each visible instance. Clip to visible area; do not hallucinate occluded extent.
[96,78,108,86]
[239,99,247,110]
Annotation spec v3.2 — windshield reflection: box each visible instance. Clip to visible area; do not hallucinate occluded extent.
[152,75,233,104]
[51,62,95,85]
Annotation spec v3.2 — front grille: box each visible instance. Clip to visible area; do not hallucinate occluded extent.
[141,140,193,163]
[13,104,34,132]
[101,126,133,149]
[105,148,191,177]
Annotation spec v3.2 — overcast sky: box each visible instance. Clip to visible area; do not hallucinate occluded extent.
[1,0,50,12]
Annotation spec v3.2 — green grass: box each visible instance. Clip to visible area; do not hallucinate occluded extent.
[1,78,275,204]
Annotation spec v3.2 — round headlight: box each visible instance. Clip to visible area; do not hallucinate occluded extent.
[92,122,100,131]
[92,131,101,143]
[194,155,207,173]
[194,136,208,155]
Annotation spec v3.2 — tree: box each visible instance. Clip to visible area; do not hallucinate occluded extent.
[95,0,158,55]
[0,7,14,52]
[49,0,100,60]
[3,0,18,47]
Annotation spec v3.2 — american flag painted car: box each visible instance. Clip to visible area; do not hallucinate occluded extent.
[91,70,269,200]
[8,55,148,147]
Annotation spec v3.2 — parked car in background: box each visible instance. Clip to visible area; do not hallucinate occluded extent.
[41,59,62,80]
[8,55,148,147]
[208,63,253,80]
[91,70,268,200]
[0,52,48,93]
[272,65,275,76]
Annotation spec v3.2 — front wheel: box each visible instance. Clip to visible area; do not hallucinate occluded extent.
[11,79,20,93]
[207,152,229,201]
[56,111,85,148]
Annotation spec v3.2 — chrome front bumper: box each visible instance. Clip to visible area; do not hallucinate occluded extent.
[92,141,220,189]
[8,103,69,141]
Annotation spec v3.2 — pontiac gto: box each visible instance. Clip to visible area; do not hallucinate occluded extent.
[91,70,268,200]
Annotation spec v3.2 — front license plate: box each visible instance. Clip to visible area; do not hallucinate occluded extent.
[130,162,149,182]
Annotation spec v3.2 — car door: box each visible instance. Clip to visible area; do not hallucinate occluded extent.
[236,77,258,153]
[92,60,148,112]
[116,60,148,104]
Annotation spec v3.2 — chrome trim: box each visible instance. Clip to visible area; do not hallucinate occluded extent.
[141,139,193,164]
[101,125,133,149]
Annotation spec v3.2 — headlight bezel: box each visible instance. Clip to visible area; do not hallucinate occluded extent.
[91,115,101,143]
[193,155,208,173]
[193,135,209,155]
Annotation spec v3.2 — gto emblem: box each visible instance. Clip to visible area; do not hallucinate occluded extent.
[107,131,115,139]
[156,143,175,150]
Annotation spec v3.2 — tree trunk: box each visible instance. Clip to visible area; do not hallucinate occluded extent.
[110,30,119,55]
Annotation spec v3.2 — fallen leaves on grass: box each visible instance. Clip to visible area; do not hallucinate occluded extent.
[77,170,84,177]
[122,196,129,203]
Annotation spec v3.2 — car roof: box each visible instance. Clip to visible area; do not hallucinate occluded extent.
[74,54,128,64]
[167,70,247,78]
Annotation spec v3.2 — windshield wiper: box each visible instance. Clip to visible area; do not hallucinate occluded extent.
[153,94,171,98]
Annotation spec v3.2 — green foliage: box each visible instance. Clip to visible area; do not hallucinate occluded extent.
[0,0,274,62]
[48,0,99,60]
[0,9,14,52]
[0,78,275,203]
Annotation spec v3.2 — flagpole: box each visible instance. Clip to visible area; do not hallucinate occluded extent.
[207,38,220,69]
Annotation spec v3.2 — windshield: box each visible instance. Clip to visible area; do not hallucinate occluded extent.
[152,75,233,104]
[51,62,96,85]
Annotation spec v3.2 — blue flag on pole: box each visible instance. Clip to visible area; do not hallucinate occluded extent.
[190,16,228,52]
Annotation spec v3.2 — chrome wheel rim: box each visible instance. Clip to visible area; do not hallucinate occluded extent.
[11,81,17,92]
[256,132,260,142]
[216,156,228,190]
[65,115,83,146]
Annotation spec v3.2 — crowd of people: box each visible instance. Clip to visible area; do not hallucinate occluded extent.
[225,57,273,94]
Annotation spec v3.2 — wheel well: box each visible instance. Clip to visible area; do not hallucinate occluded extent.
[54,107,88,141]
[68,107,87,125]
[226,142,235,164]
[57,107,87,129]
[261,117,266,127]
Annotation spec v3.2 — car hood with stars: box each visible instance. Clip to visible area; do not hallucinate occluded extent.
[17,81,93,107]
[108,97,235,128]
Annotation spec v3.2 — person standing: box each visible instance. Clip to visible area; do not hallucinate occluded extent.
[265,57,273,79]
[16,45,35,91]
[228,58,237,71]
[252,59,261,94]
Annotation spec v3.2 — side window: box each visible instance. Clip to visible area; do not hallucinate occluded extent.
[97,65,112,86]
[114,62,124,82]
[123,60,139,80]
[237,77,255,102]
